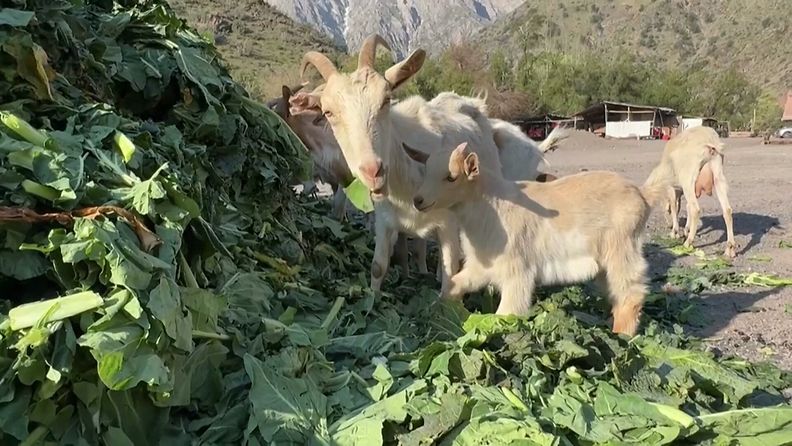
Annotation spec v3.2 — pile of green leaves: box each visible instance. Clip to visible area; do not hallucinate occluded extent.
[0,1,790,445]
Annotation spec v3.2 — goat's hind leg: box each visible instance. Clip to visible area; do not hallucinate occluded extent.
[680,175,701,249]
[709,156,736,258]
[605,243,649,336]
[666,187,682,238]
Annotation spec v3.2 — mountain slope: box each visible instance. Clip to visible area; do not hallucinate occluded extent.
[169,0,341,99]
[476,0,792,93]
[264,0,523,57]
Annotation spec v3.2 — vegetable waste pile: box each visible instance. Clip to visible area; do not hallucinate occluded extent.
[0,1,791,445]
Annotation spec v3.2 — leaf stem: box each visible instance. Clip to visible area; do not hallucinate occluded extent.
[192,330,231,341]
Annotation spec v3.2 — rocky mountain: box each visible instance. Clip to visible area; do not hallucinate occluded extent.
[263,0,523,57]
[476,0,792,94]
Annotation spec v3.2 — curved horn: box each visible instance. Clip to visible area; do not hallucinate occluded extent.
[301,51,338,81]
[358,34,391,69]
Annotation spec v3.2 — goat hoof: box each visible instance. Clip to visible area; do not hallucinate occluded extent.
[724,245,737,259]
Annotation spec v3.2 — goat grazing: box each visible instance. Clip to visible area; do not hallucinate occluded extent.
[644,126,736,258]
[270,84,427,276]
[267,84,352,221]
[407,142,667,336]
[300,35,504,292]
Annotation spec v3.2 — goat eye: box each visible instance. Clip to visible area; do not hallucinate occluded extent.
[323,110,334,118]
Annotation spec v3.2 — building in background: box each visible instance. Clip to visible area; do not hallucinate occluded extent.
[573,101,678,139]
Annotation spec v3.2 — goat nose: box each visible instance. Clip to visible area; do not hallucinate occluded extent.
[413,196,424,208]
[359,160,383,181]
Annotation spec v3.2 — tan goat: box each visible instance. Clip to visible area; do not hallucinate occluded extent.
[406,142,667,336]
[645,126,736,258]
[267,84,351,220]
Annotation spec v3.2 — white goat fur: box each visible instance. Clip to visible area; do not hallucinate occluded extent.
[428,92,568,181]
[644,126,736,258]
[411,143,667,336]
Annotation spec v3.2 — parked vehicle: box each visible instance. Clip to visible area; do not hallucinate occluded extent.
[778,127,792,138]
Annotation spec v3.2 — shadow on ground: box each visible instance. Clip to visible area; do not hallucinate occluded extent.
[697,212,781,255]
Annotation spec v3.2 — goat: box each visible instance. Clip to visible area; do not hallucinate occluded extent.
[644,126,736,258]
[427,91,568,182]
[269,84,427,276]
[267,85,352,221]
[406,142,667,336]
[300,35,505,292]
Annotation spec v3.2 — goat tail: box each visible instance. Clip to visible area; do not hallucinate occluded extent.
[538,125,570,153]
[639,181,670,210]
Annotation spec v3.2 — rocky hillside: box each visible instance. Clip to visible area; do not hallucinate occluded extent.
[477,0,792,94]
[264,0,522,57]
[168,0,341,99]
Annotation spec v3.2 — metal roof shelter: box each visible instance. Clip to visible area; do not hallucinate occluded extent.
[511,113,580,140]
[573,101,678,139]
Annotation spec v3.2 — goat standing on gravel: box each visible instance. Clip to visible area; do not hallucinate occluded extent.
[406,142,667,336]
[644,126,736,258]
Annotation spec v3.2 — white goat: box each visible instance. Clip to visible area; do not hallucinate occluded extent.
[427,91,568,181]
[644,126,736,258]
[407,142,667,336]
[269,84,427,276]
[300,35,505,292]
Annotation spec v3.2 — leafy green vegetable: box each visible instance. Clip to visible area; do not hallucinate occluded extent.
[343,177,374,213]
[0,9,35,27]
[8,291,103,330]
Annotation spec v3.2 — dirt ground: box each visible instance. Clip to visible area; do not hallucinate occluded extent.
[545,132,792,371]
[311,132,792,370]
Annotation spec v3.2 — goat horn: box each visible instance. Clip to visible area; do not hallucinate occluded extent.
[358,34,391,69]
[301,52,338,81]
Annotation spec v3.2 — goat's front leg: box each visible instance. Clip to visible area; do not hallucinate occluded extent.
[444,261,488,300]
[370,217,398,292]
[495,272,536,316]
[436,224,462,294]
[710,156,736,258]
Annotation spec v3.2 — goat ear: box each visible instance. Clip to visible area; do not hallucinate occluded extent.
[451,141,469,158]
[289,91,322,114]
[384,49,426,90]
[402,143,429,164]
[463,153,479,180]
